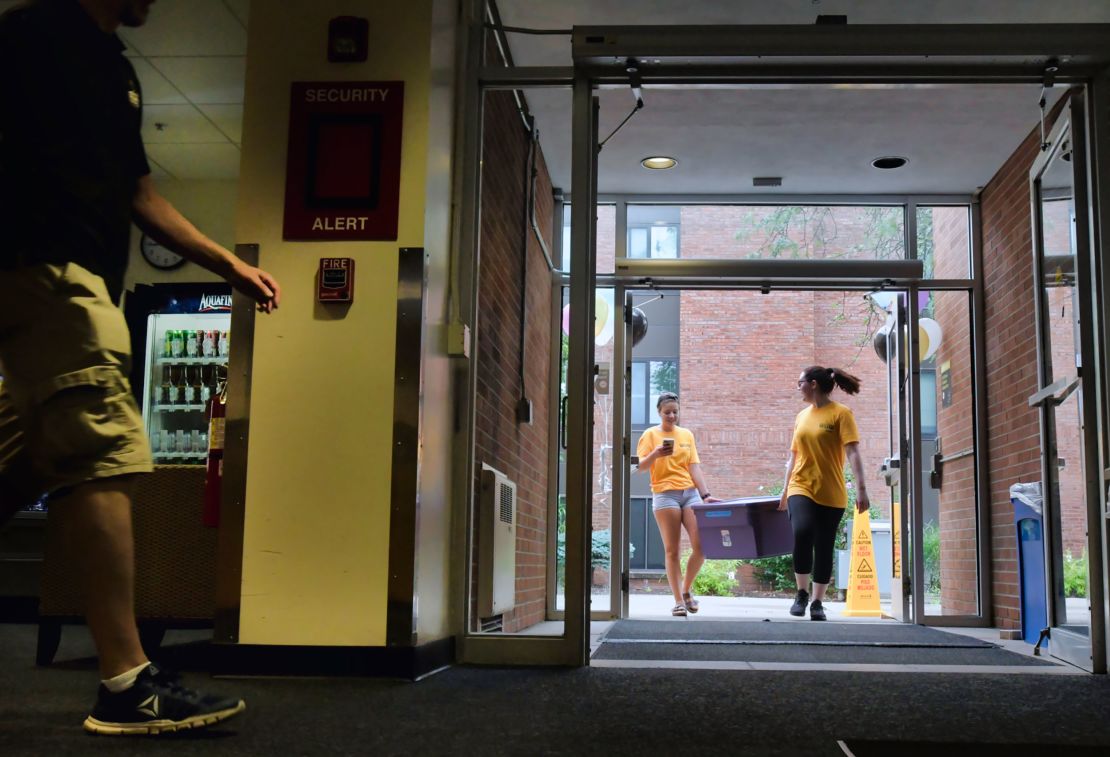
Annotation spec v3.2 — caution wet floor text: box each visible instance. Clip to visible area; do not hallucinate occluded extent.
[843,508,883,617]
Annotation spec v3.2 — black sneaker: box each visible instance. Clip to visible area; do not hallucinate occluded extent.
[789,589,809,617]
[809,600,827,621]
[83,664,245,735]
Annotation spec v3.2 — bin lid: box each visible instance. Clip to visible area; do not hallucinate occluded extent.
[694,495,780,509]
[1009,482,1042,516]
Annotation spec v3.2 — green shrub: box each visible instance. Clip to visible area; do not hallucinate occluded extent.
[923,520,942,596]
[1064,551,1088,598]
[746,554,796,592]
[681,552,739,596]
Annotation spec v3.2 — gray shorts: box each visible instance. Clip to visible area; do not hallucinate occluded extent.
[652,487,703,512]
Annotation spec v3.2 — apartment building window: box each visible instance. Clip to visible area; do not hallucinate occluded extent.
[627,205,681,259]
[631,359,679,427]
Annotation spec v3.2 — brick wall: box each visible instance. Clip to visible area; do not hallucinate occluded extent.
[474,89,554,632]
[979,117,1053,629]
[1043,199,1087,559]
[931,206,978,613]
[677,290,889,514]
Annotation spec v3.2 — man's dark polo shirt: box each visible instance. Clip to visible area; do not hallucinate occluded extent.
[0,0,150,303]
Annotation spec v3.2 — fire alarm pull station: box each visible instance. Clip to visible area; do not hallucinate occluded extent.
[318,258,355,302]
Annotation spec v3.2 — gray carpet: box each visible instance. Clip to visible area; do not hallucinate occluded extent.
[2,623,1108,756]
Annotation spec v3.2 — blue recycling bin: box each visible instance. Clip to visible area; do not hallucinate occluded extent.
[1011,483,1047,645]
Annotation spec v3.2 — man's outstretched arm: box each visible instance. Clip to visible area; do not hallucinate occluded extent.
[131,175,281,313]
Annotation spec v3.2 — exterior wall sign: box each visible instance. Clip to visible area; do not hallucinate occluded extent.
[939,360,952,408]
[283,81,404,241]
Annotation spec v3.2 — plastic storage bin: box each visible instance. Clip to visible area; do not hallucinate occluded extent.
[691,496,793,560]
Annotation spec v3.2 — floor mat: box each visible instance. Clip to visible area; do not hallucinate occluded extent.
[840,741,1108,756]
[604,620,994,646]
[594,620,1056,666]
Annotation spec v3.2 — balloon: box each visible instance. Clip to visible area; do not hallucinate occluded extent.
[919,317,943,361]
[631,307,648,347]
[873,315,896,362]
[594,291,614,346]
[872,316,943,363]
[868,291,897,312]
[869,290,932,315]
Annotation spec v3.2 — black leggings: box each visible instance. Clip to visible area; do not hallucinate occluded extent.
[788,495,845,585]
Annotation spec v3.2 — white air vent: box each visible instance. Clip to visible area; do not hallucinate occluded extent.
[479,465,517,616]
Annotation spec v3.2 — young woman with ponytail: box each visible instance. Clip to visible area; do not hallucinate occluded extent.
[780,365,871,621]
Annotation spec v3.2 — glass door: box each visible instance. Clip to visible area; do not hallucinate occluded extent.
[1028,100,1106,672]
[879,292,913,622]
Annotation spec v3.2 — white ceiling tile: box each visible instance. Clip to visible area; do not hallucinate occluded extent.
[118,0,246,56]
[149,57,245,105]
[142,104,230,144]
[223,0,250,27]
[146,158,175,180]
[130,59,187,105]
[197,104,243,144]
[145,144,242,180]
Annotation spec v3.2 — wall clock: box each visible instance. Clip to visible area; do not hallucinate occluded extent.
[140,234,186,270]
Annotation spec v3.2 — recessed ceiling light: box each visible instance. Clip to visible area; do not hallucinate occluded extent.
[641,156,677,170]
[872,156,908,169]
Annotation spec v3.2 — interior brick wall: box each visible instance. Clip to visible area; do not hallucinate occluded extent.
[474,88,554,632]
[979,108,1063,629]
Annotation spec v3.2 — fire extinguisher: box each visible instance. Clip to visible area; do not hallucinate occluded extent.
[202,379,227,528]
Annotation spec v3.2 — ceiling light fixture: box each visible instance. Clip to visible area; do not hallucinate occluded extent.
[641,156,677,170]
[871,156,908,169]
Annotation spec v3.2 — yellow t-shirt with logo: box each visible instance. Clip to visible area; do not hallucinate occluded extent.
[636,426,700,493]
[786,401,860,508]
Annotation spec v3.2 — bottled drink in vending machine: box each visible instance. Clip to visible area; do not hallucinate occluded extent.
[186,329,203,358]
[218,330,230,357]
[171,330,184,358]
[203,330,217,357]
[163,330,175,358]
[160,365,172,404]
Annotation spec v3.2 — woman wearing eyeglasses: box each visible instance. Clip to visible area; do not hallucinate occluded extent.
[636,391,720,617]
[780,366,871,621]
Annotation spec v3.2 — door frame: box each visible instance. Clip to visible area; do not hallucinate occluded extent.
[453,9,1110,665]
[1028,98,1107,672]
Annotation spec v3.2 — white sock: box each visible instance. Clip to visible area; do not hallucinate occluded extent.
[102,662,151,693]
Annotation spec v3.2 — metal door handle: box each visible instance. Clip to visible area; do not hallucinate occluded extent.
[1027,373,1080,407]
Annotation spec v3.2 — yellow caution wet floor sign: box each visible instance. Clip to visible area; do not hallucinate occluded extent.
[843,508,883,617]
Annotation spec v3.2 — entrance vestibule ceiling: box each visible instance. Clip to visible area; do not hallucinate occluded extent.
[496,0,1110,195]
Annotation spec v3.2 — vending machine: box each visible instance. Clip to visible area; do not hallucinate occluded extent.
[124,283,233,465]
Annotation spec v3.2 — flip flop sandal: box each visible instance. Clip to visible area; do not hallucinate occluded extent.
[671,603,688,617]
[682,592,699,613]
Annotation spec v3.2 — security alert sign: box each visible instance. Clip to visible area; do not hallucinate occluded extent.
[283,81,404,241]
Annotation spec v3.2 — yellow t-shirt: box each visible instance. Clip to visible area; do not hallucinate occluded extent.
[786,401,860,508]
[636,426,700,493]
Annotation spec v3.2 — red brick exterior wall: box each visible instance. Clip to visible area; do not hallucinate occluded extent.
[931,208,979,614]
[474,89,554,631]
[1043,199,1087,559]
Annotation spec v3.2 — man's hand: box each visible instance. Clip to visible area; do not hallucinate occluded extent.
[229,262,281,313]
[778,491,788,511]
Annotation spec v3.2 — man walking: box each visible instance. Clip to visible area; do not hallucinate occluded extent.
[0,0,280,734]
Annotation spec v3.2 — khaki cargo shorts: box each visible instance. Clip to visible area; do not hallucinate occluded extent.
[0,263,152,502]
